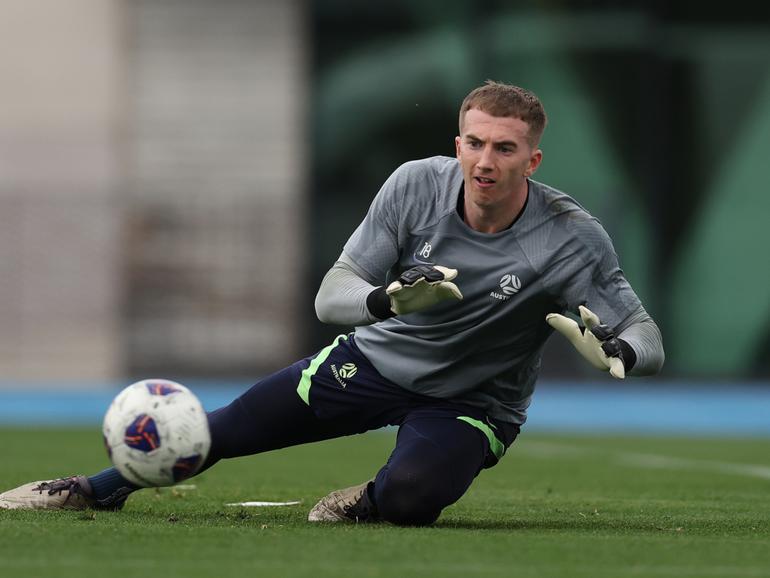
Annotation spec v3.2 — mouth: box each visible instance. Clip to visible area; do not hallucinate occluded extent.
[473,176,496,188]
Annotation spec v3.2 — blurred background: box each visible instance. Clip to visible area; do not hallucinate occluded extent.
[1,0,768,430]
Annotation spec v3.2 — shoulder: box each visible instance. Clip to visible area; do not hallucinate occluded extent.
[530,180,615,254]
[530,179,589,219]
[390,156,461,188]
[385,156,461,216]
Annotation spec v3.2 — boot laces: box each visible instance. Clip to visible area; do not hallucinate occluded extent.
[33,477,87,497]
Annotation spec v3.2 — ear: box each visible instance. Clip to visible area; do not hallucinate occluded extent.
[455,136,462,159]
[524,148,543,177]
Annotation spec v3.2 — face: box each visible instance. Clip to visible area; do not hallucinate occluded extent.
[455,108,542,211]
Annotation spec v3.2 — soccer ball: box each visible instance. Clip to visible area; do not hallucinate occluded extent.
[102,379,211,487]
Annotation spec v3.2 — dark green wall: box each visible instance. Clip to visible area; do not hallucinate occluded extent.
[308,3,770,378]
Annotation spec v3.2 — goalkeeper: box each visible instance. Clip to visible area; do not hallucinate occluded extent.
[0,81,664,525]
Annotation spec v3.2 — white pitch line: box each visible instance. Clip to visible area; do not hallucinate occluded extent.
[519,441,770,480]
[617,452,770,480]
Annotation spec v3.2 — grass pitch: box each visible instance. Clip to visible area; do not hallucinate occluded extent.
[1,428,769,578]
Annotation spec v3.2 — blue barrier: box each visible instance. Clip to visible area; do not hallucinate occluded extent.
[0,381,768,436]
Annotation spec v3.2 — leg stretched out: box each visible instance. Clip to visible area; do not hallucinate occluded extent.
[0,361,362,510]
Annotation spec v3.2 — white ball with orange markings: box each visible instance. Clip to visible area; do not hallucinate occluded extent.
[102,379,211,487]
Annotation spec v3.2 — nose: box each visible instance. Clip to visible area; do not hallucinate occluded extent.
[477,144,494,171]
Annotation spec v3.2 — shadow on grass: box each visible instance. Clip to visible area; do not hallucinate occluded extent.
[432,516,699,534]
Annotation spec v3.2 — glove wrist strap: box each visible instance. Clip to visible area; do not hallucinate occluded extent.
[366,287,397,320]
[616,338,637,372]
[602,338,636,371]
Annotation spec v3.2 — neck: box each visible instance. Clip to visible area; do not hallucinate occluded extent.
[462,181,528,234]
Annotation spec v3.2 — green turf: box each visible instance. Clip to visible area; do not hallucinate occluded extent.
[1,428,769,578]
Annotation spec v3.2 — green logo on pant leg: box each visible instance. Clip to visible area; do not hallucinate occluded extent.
[339,363,357,379]
[331,362,357,388]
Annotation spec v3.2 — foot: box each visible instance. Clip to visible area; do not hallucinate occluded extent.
[307,480,379,523]
[0,476,129,511]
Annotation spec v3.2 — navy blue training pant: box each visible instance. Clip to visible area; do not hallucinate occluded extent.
[203,334,520,525]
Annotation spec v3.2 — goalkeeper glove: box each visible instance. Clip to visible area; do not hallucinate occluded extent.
[545,305,628,379]
[385,265,463,315]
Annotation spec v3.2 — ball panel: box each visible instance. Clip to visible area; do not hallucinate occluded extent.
[145,380,184,396]
[172,455,203,482]
[123,414,161,451]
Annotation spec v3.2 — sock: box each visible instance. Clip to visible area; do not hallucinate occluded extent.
[87,467,139,501]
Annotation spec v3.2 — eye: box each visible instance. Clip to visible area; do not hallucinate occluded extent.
[467,139,482,149]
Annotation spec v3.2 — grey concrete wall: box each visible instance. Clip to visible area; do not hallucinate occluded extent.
[0,0,124,381]
[125,0,307,376]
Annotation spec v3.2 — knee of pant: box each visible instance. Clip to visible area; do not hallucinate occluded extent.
[375,464,443,527]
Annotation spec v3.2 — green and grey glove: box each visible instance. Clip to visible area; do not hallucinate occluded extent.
[385,265,463,315]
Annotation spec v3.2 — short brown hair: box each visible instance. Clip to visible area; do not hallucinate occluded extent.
[459,81,547,146]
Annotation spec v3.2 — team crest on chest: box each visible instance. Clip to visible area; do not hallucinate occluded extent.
[490,274,522,301]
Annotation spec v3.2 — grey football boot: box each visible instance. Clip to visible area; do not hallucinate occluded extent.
[0,476,130,511]
[307,480,379,523]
